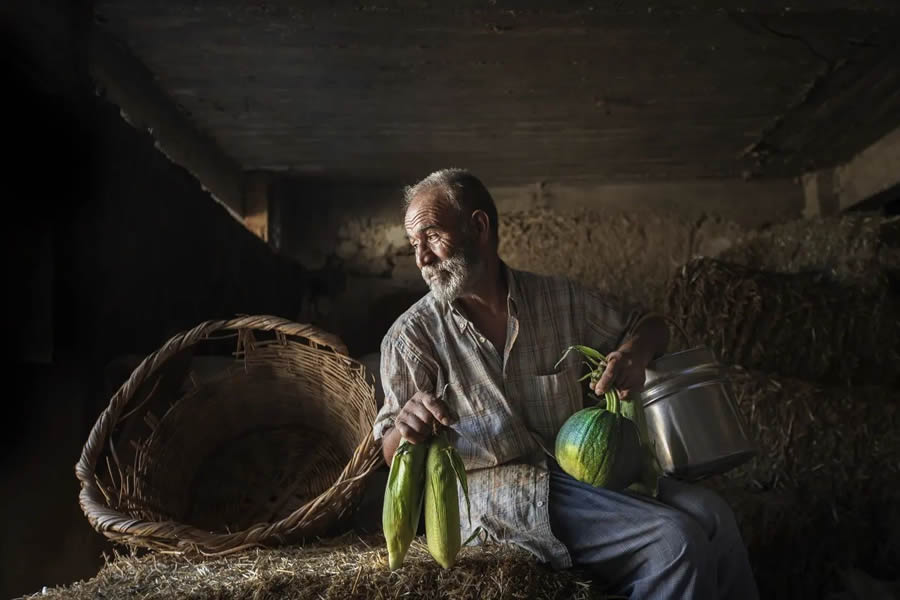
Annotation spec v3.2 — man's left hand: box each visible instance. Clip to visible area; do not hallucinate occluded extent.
[592,349,649,400]
[593,315,669,400]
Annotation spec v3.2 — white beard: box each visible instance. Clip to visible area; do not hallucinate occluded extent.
[422,251,472,303]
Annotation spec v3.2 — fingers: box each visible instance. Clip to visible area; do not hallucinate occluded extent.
[396,390,456,444]
[593,351,646,400]
[421,393,455,426]
[404,396,438,425]
[593,353,620,396]
[395,415,429,444]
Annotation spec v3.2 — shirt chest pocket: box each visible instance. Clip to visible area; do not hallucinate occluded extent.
[530,371,582,440]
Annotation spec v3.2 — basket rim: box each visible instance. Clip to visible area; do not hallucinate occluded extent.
[75,314,381,554]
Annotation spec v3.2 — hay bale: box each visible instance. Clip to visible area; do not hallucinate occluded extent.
[717,214,898,287]
[702,369,900,598]
[25,535,605,600]
[718,368,900,496]
[711,485,899,600]
[666,258,900,385]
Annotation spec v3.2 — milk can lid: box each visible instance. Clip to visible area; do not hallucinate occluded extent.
[643,346,719,389]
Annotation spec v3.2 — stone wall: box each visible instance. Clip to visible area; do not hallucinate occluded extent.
[295,202,758,355]
[278,180,897,358]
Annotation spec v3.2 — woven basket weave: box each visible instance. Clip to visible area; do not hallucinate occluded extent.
[75,315,382,554]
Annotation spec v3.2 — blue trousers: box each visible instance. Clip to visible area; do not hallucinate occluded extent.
[549,463,759,599]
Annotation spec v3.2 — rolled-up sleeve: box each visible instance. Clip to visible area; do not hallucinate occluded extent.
[372,332,437,441]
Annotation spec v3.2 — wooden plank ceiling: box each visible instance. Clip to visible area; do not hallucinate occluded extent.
[94,1,900,184]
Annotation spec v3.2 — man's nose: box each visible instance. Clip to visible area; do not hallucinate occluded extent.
[416,245,436,269]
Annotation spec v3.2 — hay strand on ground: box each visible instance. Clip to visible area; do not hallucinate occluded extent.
[25,535,606,600]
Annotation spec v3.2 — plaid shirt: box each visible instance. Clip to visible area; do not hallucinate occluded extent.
[373,264,645,568]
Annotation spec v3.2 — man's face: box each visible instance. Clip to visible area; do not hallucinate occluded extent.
[404,191,480,303]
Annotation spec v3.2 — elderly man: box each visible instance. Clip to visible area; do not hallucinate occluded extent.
[373,168,758,599]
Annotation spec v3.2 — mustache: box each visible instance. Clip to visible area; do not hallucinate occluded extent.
[422,256,461,277]
[421,264,446,277]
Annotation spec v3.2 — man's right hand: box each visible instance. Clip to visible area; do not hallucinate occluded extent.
[394,390,456,444]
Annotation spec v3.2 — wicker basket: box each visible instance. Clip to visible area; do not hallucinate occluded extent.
[75,315,382,554]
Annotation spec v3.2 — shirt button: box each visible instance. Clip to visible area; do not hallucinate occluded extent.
[537,500,545,507]
[479,336,486,343]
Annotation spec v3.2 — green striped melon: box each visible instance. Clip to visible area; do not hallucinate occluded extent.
[555,404,642,491]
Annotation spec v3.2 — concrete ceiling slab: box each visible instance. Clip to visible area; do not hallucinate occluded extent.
[94,1,900,184]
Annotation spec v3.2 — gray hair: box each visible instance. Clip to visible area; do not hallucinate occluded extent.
[402,168,499,246]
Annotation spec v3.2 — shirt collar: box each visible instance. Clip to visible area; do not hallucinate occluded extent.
[504,261,522,317]
[448,261,520,332]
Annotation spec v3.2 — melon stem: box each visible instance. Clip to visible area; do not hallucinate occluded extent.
[605,389,620,415]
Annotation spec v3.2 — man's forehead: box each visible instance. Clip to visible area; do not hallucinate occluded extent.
[404,189,455,232]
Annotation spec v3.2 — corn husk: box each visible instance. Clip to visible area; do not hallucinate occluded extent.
[382,439,426,570]
[424,430,470,569]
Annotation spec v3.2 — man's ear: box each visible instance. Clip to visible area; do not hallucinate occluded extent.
[471,209,490,242]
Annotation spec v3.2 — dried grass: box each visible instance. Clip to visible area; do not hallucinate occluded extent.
[24,535,605,600]
[666,258,900,385]
[717,368,899,496]
[710,484,895,600]
[702,368,900,598]
[717,214,896,286]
